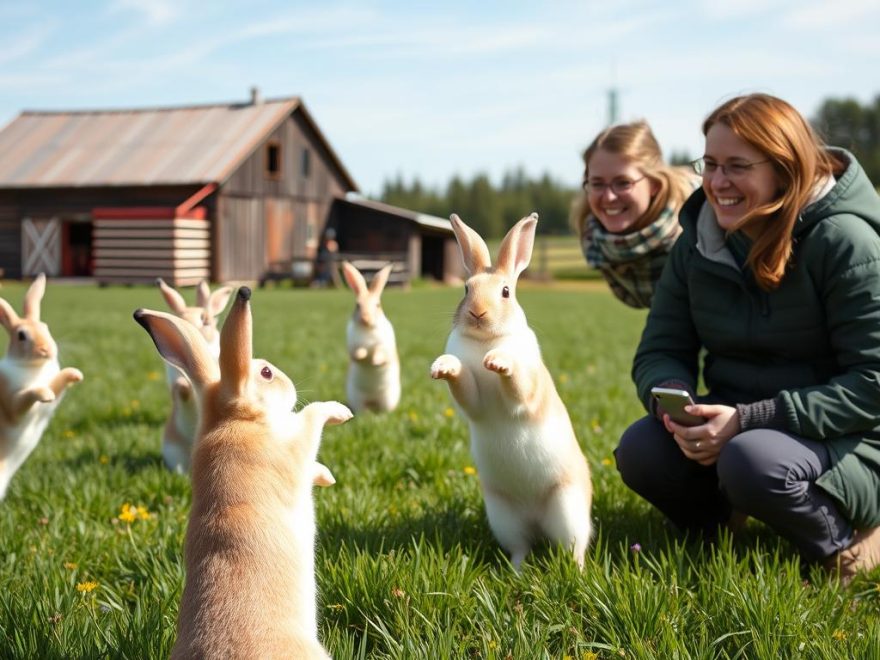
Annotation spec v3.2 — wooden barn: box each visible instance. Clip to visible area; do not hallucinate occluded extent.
[0,90,461,286]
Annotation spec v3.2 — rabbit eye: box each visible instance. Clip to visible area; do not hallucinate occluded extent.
[17,329,27,341]
[502,286,510,299]
[260,366,273,380]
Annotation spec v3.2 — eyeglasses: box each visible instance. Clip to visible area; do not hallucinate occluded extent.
[583,175,646,195]
[691,157,769,178]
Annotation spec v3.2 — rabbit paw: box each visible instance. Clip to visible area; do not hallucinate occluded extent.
[371,347,387,366]
[483,349,513,377]
[352,347,369,361]
[431,355,461,380]
[62,367,84,384]
[321,401,354,426]
[34,386,56,403]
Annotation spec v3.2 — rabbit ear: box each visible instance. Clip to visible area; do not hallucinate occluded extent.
[219,287,253,396]
[450,214,491,275]
[133,308,219,388]
[496,213,538,278]
[196,280,211,308]
[0,298,20,332]
[207,285,233,319]
[156,278,187,314]
[342,262,368,295]
[369,264,393,295]
[22,273,46,321]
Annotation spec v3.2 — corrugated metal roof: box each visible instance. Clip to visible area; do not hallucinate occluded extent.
[341,193,453,233]
[0,97,357,190]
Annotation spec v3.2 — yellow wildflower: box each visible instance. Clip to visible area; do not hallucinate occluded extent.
[559,373,569,384]
[408,410,419,422]
[63,562,77,570]
[99,455,110,465]
[63,429,76,439]
[147,371,161,381]
[463,466,477,476]
[76,581,98,593]
[488,640,499,650]
[601,458,613,466]
[444,407,455,418]
[832,629,847,641]
[118,503,137,523]
[584,653,599,660]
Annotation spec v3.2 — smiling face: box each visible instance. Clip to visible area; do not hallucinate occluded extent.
[586,148,659,234]
[702,123,781,233]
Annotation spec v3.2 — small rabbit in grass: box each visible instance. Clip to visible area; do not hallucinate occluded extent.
[156,278,233,473]
[431,213,593,570]
[135,287,351,659]
[342,261,401,413]
[0,274,83,500]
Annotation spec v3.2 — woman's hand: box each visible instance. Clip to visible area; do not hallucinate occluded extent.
[663,404,741,466]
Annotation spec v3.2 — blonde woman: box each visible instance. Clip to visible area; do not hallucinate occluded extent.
[572,120,697,308]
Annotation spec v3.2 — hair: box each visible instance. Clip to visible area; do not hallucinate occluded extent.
[701,93,841,290]
[570,120,695,237]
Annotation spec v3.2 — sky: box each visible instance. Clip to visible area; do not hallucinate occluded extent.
[1,1,879,197]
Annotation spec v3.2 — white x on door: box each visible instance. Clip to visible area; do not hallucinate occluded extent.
[22,217,61,276]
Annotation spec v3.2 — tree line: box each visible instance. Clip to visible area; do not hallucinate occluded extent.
[380,94,880,239]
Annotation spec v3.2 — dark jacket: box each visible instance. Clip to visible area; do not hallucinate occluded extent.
[632,149,880,527]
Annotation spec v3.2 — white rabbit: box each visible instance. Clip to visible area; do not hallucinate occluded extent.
[134,287,351,659]
[155,278,232,473]
[342,261,401,413]
[431,213,593,570]
[0,274,83,500]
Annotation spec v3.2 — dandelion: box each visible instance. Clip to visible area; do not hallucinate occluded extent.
[408,410,419,423]
[76,581,98,593]
[584,653,599,660]
[147,371,161,381]
[99,455,110,465]
[118,502,151,524]
[444,407,455,418]
[463,466,477,476]
[832,629,847,641]
[488,640,499,650]
[601,458,613,466]
[63,562,77,570]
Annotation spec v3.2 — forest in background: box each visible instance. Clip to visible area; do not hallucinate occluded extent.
[380,94,880,239]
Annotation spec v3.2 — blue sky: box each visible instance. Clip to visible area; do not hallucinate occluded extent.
[1,1,878,196]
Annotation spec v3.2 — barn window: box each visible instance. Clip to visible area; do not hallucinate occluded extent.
[301,148,311,178]
[266,142,281,178]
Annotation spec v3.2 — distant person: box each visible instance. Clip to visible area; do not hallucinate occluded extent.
[571,120,697,308]
[313,227,339,287]
[616,93,880,584]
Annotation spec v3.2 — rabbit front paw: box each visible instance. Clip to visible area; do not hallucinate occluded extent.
[321,401,354,426]
[352,347,369,361]
[61,367,84,384]
[483,349,513,377]
[431,354,461,380]
[33,386,56,403]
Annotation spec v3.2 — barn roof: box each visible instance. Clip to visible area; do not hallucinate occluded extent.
[0,96,358,191]
[339,193,453,233]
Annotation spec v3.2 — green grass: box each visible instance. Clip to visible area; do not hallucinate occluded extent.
[0,281,878,658]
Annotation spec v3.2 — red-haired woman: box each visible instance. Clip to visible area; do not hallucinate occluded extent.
[616,93,880,583]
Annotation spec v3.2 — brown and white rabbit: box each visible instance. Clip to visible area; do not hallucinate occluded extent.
[134,287,351,659]
[0,274,83,500]
[430,213,592,570]
[155,278,232,473]
[342,261,401,413]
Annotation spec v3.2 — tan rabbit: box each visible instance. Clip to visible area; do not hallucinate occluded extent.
[342,261,401,413]
[431,213,593,570]
[134,287,351,659]
[0,274,83,500]
[155,278,232,473]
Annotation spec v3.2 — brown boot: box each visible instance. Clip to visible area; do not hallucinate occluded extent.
[825,526,880,586]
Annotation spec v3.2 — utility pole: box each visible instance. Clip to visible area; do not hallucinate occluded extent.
[607,87,619,126]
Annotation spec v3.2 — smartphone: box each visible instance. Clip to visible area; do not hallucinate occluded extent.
[650,387,706,426]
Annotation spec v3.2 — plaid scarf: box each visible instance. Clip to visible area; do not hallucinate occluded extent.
[581,205,682,308]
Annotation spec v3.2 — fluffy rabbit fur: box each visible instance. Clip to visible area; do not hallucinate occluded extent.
[155,278,232,473]
[134,288,351,659]
[342,262,401,413]
[0,274,83,500]
[431,213,592,570]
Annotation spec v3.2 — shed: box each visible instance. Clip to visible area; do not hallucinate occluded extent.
[0,91,458,286]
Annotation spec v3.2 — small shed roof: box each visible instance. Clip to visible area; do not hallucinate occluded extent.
[340,193,453,234]
[0,96,357,190]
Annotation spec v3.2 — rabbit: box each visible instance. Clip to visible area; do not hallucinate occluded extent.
[342,261,401,413]
[155,278,232,473]
[134,287,351,659]
[0,274,83,500]
[430,213,593,570]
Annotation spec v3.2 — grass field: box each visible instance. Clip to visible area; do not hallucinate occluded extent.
[1,280,878,658]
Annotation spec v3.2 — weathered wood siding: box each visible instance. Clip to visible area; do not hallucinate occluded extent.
[217,196,264,282]
[0,207,20,278]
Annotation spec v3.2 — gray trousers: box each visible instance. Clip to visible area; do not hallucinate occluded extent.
[615,416,854,561]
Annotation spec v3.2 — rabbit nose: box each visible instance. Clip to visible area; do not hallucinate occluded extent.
[469,310,487,319]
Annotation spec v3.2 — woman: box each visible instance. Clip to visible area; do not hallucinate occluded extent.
[615,93,880,583]
[572,120,697,308]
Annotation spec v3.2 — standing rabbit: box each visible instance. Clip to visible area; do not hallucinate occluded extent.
[155,278,232,472]
[431,213,593,570]
[342,261,401,413]
[134,287,351,659]
[0,274,83,500]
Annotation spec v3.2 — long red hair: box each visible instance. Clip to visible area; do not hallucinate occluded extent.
[703,94,840,290]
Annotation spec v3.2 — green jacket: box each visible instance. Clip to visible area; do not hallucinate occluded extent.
[633,149,880,527]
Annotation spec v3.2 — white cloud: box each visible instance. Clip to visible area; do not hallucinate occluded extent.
[784,0,880,28]
[0,23,54,66]
[108,0,181,26]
